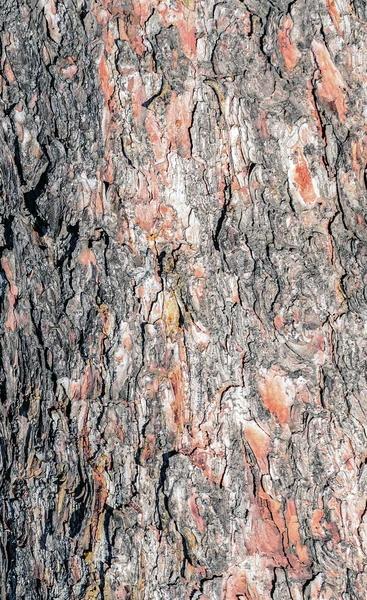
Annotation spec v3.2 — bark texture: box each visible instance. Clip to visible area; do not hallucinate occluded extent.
[1,0,367,598]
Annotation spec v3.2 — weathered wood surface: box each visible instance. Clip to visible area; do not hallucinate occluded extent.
[1,0,367,598]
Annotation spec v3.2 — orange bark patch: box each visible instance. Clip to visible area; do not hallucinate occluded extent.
[168,363,187,432]
[259,484,286,534]
[132,0,154,27]
[245,505,286,563]
[159,4,197,59]
[224,567,249,600]
[4,60,15,84]
[242,420,270,472]
[189,447,223,483]
[177,17,196,59]
[307,81,323,136]
[326,0,343,36]
[258,367,294,425]
[78,247,97,267]
[136,202,157,232]
[278,16,299,71]
[116,6,147,56]
[311,39,347,122]
[122,329,133,351]
[274,314,285,330]
[5,288,18,331]
[99,55,114,102]
[311,508,326,537]
[285,499,311,565]
[145,111,167,164]
[267,498,286,535]
[92,179,104,217]
[293,147,318,204]
[193,265,204,278]
[135,175,159,232]
[190,448,212,478]
[308,331,325,356]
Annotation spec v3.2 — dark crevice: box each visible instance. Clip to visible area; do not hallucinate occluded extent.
[142,78,164,108]
[134,419,149,469]
[213,204,227,251]
[23,167,50,236]
[98,505,114,596]
[140,321,147,367]
[270,568,277,599]
[10,129,25,186]
[155,450,178,532]
[301,572,321,596]
[79,0,87,21]
[1,216,14,251]
[157,250,166,279]
[121,138,133,166]
[180,534,195,577]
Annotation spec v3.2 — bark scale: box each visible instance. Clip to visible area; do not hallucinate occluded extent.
[0,0,367,598]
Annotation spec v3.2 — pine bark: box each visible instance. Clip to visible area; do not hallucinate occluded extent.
[1,0,367,598]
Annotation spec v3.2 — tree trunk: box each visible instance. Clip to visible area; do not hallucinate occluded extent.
[1,0,367,598]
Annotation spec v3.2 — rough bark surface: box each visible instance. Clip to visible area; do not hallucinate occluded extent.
[1,0,367,598]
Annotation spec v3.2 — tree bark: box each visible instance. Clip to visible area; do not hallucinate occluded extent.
[1,0,367,598]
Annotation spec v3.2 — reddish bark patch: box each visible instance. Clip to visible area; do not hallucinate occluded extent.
[168,362,186,432]
[99,55,114,103]
[312,39,347,122]
[258,368,294,425]
[311,508,326,537]
[326,0,343,36]
[189,495,205,533]
[278,16,299,71]
[224,568,249,600]
[274,314,285,330]
[242,420,270,473]
[293,148,318,204]
[246,505,286,561]
[78,247,97,267]
[285,499,311,566]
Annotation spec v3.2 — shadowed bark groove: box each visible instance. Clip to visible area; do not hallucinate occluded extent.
[1,0,367,598]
